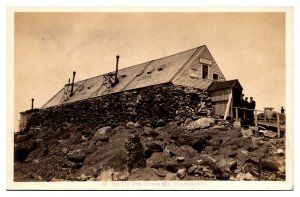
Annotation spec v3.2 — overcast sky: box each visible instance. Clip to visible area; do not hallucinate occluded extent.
[14,12,286,131]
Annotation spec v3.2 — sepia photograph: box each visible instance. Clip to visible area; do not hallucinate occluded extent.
[6,6,294,190]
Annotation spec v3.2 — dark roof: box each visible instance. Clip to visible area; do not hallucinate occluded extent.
[42,46,204,108]
[207,79,243,91]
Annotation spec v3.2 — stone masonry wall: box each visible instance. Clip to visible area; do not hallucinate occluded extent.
[27,83,212,131]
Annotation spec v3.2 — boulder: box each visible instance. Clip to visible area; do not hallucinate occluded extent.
[275,149,284,156]
[170,132,209,151]
[67,149,86,161]
[164,173,179,180]
[176,157,185,162]
[244,162,259,177]
[233,172,256,181]
[264,130,277,138]
[261,159,280,171]
[92,126,111,141]
[187,165,198,174]
[154,169,168,178]
[216,158,237,172]
[126,121,141,129]
[165,144,196,158]
[186,117,215,130]
[146,141,163,152]
[147,152,173,169]
[177,168,187,179]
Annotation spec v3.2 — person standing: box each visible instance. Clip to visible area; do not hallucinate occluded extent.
[281,107,285,114]
[244,97,250,119]
[249,97,256,120]
[239,94,245,120]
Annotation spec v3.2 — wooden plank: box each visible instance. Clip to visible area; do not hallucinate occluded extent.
[223,92,232,120]
[277,113,280,138]
[255,110,258,127]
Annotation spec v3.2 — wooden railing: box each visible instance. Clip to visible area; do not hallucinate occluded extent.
[232,107,284,138]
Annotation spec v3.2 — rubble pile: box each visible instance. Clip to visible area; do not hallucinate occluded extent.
[14,83,285,181]
[27,83,212,131]
[14,119,285,181]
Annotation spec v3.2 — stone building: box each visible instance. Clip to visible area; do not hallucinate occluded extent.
[19,45,243,130]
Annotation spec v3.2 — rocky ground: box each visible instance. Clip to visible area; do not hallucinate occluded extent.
[14,118,285,181]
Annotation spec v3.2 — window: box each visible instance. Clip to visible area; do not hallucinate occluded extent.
[213,73,219,80]
[190,67,198,78]
[202,64,208,79]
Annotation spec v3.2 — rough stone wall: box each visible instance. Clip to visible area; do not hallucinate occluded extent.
[27,83,212,131]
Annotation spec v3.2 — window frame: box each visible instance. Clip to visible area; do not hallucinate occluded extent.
[213,73,219,81]
[190,67,199,79]
[202,64,209,79]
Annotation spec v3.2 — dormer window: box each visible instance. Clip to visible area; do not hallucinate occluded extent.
[157,64,166,71]
[147,67,155,74]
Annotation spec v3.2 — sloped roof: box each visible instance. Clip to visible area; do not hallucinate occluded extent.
[207,79,243,91]
[42,45,210,108]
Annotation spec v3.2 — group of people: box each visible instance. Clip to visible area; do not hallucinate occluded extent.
[239,94,256,121]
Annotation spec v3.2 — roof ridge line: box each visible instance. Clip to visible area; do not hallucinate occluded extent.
[73,45,206,84]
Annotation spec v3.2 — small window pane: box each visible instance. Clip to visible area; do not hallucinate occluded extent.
[190,68,198,78]
[213,73,219,80]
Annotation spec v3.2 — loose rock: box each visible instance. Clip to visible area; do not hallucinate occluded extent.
[186,117,215,130]
[177,168,187,179]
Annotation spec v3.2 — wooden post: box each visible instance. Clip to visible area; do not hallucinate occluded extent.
[223,92,232,120]
[277,112,280,138]
[235,107,239,121]
[264,110,267,123]
[259,157,262,181]
[255,110,258,127]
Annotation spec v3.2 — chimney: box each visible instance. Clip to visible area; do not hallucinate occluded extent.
[68,78,70,85]
[115,54,120,84]
[70,71,76,96]
[31,98,34,110]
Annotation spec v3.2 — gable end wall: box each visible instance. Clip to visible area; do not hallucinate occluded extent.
[172,46,226,90]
